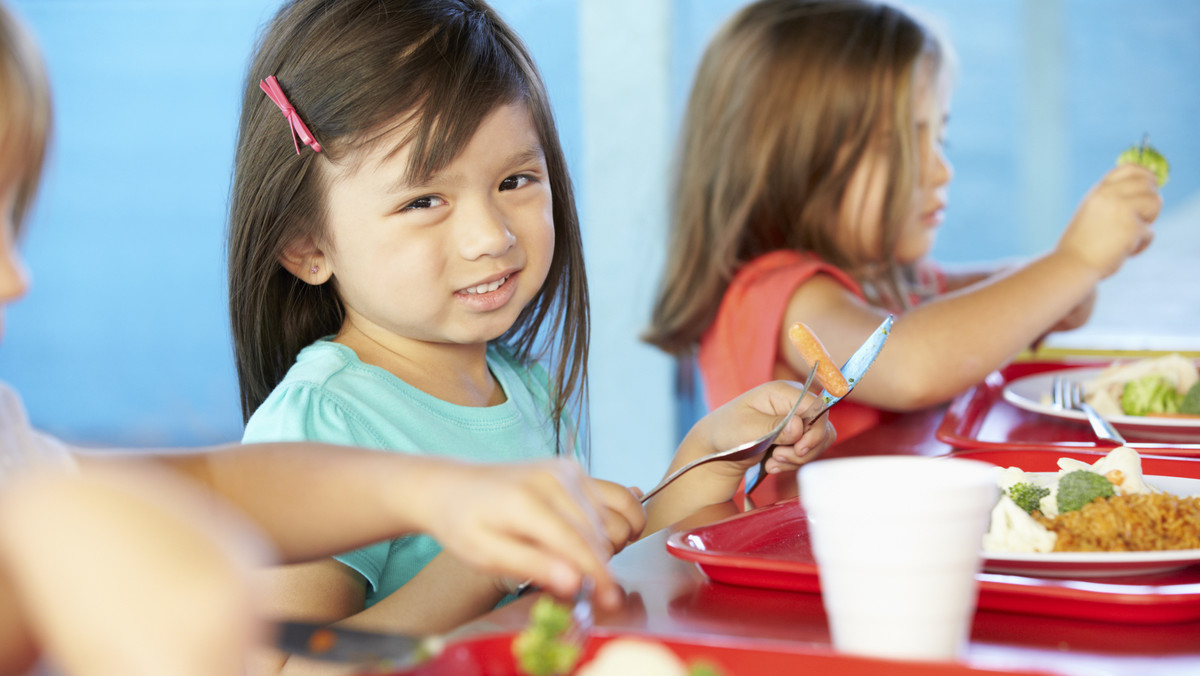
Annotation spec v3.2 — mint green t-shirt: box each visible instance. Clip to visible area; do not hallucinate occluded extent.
[242,339,572,607]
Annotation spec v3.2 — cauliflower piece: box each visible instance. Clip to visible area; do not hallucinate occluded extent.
[982,495,1057,553]
[575,639,689,676]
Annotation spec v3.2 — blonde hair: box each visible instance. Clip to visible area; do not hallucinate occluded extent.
[227,0,589,439]
[644,0,947,354]
[0,3,52,236]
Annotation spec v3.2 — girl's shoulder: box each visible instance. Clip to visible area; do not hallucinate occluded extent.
[0,382,77,485]
[241,340,397,447]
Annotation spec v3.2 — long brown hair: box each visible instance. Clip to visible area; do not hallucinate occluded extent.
[228,0,588,440]
[0,3,52,237]
[643,0,945,354]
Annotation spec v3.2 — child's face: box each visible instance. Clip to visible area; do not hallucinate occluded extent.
[0,181,32,342]
[839,62,953,265]
[319,101,555,348]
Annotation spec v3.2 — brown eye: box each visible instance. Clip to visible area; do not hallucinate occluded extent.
[499,175,531,191]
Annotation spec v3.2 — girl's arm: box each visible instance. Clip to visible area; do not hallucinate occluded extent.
[0,467,267,676]
[643,380,833,534]
[779,164,1161,411]
[76,448,631,605]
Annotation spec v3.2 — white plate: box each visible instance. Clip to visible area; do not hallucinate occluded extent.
[983,474,1200,577]
[1001,367,1200,442]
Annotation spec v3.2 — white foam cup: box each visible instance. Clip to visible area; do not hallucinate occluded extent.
[798,455,999,661]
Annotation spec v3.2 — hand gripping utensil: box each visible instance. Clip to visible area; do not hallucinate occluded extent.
[638,366,818,504]
[742,314,895,496]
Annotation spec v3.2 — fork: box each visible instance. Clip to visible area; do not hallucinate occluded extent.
[1051,375,1127,445]
[638,366,818,504]
[561,576,594,651]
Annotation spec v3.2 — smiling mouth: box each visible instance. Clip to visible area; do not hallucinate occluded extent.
[459,274,511,296]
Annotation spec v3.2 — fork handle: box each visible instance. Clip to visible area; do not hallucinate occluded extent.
[1079,401,1127,445]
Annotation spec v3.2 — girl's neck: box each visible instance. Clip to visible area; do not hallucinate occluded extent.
[335,319,505,407]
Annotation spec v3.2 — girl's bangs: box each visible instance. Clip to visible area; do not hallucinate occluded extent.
[343,17,529,185]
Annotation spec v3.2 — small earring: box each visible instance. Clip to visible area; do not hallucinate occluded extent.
[310,265,319,275]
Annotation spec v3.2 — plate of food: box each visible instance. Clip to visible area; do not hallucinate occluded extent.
[1000,354,1200,442]
[983,446,1200,577]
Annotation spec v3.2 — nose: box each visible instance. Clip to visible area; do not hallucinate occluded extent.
[923,142,954,189]
[457,198,516,260]
[0,221,31,306]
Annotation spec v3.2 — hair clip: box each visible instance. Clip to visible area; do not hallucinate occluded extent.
[259,75,322,154]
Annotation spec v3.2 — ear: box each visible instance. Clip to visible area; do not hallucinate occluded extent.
[279,235,333,285]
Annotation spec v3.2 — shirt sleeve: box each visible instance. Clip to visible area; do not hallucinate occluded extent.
[242,383,388,448]
[698,250,863,409]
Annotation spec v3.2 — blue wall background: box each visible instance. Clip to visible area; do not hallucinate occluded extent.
[3,2,1196,482]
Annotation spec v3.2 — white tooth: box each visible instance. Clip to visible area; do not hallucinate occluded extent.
[474,283,488,294]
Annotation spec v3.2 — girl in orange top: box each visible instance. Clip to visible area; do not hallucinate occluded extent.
[645,0,1161,442]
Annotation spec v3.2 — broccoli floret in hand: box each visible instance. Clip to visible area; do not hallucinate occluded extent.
[1056,470,1116,513]
[513,597,581,676]
[1007,483,1051,514]
[1120,375,1181,416]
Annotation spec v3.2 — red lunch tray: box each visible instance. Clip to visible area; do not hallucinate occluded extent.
[383,631,1060,676]
[665,449,1200,625]
[937,361,1200,455]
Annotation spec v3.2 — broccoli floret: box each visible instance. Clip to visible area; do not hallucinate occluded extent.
[1007,482,1051,514]
[1056,470,1116,513]
[512,597,581,676]
[1120,375,1181,416]
[1181,382,1200,415]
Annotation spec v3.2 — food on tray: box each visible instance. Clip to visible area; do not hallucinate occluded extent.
[1116,138,1170,186]
[1042,492,1200,552]
[1006,482,1050,514]
[787,321,849,397]
[1082,353,1200,418]
[575,641,725,676]
[513,599,726,676]
[1054,470,1115,513]
[981,446,1200,554]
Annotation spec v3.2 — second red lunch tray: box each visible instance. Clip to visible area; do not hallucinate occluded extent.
[385,631,1061,676]
[936,361,1200,455]
[666,449,1200,624]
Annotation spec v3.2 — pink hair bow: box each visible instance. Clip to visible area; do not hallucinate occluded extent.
[259,75,322,154]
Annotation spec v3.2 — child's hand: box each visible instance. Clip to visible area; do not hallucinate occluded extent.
[1056,163,1162,279]
[586,478,647,556]
[702,380,835,476]
[421,458,631,610]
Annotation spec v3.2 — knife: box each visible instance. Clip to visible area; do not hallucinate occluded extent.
[743,314,894,497]
[276,620,444,668]
[810,313,894,418]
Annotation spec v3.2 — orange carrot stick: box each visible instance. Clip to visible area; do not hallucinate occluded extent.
[788,322,849,398]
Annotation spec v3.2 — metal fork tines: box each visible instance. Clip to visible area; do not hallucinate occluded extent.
[1051,375,1127,445]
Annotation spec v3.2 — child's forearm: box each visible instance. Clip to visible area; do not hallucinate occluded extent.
[643,422,743,535]
[336,552,505,635]
[854,249,1101,410]
[82,444,441,563]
